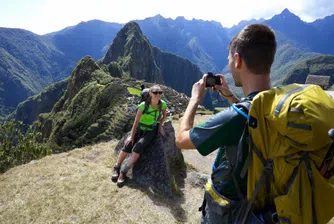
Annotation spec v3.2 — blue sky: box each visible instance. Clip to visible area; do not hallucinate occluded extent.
[1,0,334,35]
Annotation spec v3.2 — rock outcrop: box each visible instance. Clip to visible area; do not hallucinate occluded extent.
[114,121,186,196]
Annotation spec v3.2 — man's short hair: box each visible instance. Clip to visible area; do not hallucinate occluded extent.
[229,24,277,74]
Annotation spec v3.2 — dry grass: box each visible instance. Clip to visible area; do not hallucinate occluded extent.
[0,141,203,224]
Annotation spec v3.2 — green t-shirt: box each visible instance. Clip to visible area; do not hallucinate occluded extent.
[138,100,167,130]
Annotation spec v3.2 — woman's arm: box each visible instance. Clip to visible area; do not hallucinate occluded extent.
[159,109,167,127]
[158,109,167,136]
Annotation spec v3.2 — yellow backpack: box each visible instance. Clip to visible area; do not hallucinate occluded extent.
[241,84,334,224]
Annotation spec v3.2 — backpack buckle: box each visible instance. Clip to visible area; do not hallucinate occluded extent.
[249,116,257,128]
[264,159,273,172]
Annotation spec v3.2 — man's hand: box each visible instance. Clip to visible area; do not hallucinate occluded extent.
[191,74,208,103]
[214,74,233,97]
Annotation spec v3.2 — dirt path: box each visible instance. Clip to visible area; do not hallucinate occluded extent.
[172,114,217,175]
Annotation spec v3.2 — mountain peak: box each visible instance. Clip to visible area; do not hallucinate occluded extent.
[102,21,144,65]
[122,21,141,32]
[152,14,165,19]
[270,8,301,22]
[281,8,293,15]
[278,8,300,19]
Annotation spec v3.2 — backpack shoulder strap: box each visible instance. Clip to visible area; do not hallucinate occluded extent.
[232,101,251,120]
[143,101,149,114]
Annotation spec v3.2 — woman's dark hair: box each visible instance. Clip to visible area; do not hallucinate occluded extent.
[229,24,277,74]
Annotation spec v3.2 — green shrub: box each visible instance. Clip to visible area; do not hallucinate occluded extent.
[0,121,51,173]
[127,87,141,96]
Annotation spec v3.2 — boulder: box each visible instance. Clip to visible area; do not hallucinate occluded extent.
[187,171,209,188]
[114,120,186,196]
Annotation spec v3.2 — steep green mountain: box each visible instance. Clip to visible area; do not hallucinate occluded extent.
[283,55,334,86]
[0,28,73,118]
[9,79,68,124]
[101,22,163,83]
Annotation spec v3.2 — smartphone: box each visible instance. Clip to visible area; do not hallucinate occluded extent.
[206,72,221,87]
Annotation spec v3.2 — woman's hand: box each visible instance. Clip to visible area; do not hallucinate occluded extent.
[125,136,134,146]
[159,126,165,137]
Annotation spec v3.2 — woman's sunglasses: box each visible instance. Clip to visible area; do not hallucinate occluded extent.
[152,91,163,95]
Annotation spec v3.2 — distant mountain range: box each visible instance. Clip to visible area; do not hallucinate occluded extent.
[1,8,334,119]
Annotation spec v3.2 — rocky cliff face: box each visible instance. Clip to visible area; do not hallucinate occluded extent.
[102,22,163,84]
[153,47,200,96]
[153,47,213,109]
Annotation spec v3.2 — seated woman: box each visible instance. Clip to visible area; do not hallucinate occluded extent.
[112,85,167,186]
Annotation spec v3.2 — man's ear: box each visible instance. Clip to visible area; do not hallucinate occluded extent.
[234,53,242,68]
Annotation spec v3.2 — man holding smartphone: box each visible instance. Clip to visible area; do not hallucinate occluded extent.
[176,24,276,223]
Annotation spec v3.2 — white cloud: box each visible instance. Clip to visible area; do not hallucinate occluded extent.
[0,0,333,34]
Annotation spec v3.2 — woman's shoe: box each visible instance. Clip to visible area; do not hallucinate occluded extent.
[116,171,127,187]
[111,166,120,183]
